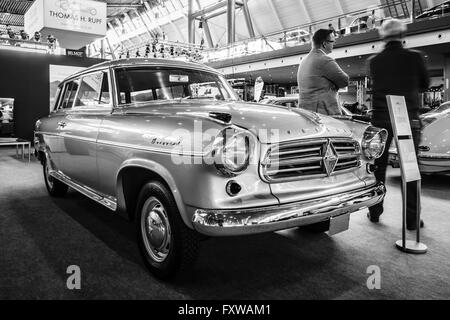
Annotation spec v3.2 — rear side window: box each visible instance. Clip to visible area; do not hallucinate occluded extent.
[74,72,110,107]
[60,80,80,109]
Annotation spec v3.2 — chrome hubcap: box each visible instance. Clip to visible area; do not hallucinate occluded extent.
[141,197,171,263]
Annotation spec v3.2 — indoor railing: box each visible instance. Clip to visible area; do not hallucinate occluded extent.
[199,0,442,63]
[102,0,445,63]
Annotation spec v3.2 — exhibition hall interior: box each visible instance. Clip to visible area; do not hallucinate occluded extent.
[0,0,449,300]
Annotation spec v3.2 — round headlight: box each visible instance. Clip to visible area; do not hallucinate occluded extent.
[362,126,388,160]
[221,133,249,172]
[210,128,251,175]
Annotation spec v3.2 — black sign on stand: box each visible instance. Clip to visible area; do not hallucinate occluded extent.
[386,95,427,254]
[66,49,86,58]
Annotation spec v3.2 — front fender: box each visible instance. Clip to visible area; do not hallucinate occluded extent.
[116,158,190,227]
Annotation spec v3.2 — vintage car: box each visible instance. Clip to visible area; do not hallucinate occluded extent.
[260,96,299,108]
[260,96,371,122]
[389,105,450,174]
[279,29,310,45]
[416,0,450,20]
[34,59,387,278]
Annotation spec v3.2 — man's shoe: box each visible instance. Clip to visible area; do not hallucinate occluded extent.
[367,212,379,223]
[369,204,383,217]
[407,220,425,230]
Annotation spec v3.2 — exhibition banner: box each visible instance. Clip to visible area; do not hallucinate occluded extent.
[45,0,106,35]
[25,0,106,48]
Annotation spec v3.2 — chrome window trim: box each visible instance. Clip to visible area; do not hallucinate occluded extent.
[111,65,237,108]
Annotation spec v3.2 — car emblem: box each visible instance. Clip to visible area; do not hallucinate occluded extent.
[323,141,338,176]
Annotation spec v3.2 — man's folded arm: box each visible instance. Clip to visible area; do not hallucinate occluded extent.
[323,58,349,89]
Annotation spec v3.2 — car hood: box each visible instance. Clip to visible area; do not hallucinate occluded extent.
[122,100,355,143]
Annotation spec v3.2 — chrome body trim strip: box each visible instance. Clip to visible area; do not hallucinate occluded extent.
[35,131,204,157]
[95,139,204,157]
[419,154,450,160]
[192,182,385,236]
[49,170,117,211]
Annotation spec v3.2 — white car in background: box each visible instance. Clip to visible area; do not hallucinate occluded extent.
[389,102,450,174]
[280,29,310,45]
[260,96,299,108]
[421,101,450,118]
[340,16,371,35]
[416,0,450,19]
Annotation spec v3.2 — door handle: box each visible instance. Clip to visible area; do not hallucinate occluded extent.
[57,121,67,128]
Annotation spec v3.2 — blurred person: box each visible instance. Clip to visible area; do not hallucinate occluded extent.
[366,10,376,29]
[20,30,29,40]
[33,31,41,42]
[367,19,429,229]
[297,29,349,115]
[328,23,337,37]
[47,34,56,53]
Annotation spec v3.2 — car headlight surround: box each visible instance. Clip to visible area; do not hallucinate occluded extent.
[362,126,388,160]
[209,127,252,176]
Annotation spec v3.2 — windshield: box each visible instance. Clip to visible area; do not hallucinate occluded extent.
[115,66,239,105]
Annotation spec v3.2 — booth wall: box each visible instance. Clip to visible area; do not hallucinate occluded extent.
[0,50,104,141]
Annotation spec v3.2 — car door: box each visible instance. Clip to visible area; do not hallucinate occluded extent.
[58,70,112,190]
[41,80,78,171]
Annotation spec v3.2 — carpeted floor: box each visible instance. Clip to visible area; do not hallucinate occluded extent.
[0,146,449,299]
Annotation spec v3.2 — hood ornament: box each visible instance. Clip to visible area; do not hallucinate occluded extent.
[323,141,338,176]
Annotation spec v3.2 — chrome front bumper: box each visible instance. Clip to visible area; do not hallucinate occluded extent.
[192,182,386,236]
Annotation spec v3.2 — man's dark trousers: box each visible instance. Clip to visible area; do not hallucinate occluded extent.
[370,115,421,229]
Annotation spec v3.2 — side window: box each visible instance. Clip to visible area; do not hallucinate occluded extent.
[52,86,62,111]
[99,72,110,104]
[74,72,110,107]
[60,80,80,109]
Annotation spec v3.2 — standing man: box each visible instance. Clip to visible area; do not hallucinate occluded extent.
[297,29,349,115]
[367,19,429,229]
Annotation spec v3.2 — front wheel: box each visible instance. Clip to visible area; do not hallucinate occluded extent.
[136,181,200,279]
[43,156,68,197]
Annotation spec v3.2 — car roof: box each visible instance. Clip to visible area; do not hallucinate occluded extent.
[62,58,221,83]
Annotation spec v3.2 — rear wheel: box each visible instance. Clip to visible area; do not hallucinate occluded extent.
[43,156,68,197]
[136,181,200,279]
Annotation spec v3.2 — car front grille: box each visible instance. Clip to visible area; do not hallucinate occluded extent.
[261,138,361,182]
